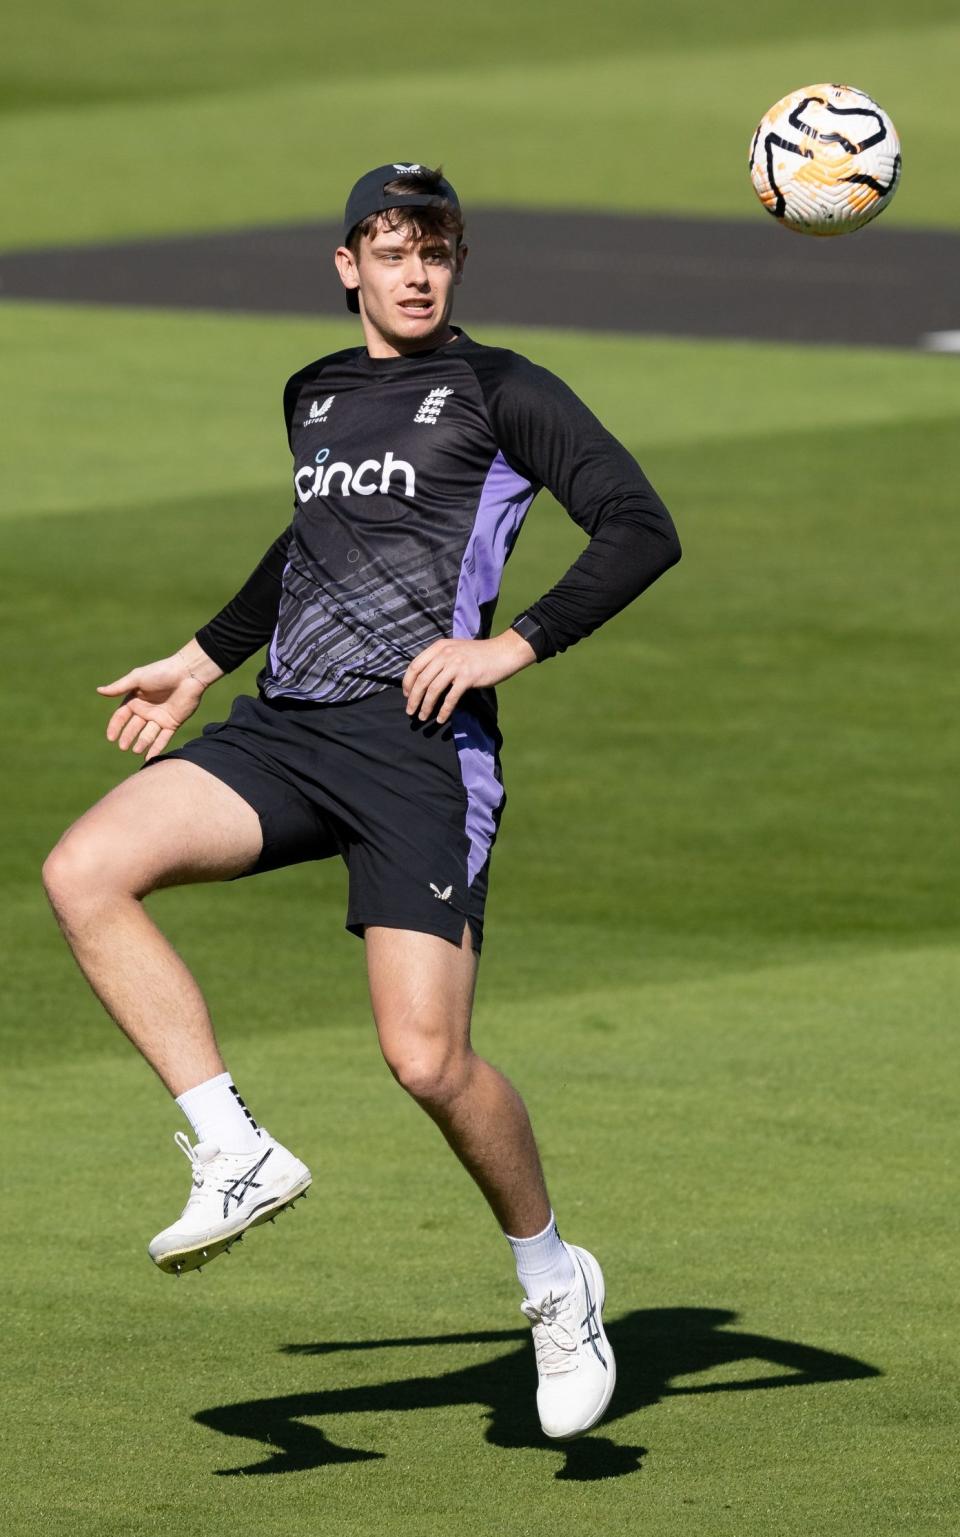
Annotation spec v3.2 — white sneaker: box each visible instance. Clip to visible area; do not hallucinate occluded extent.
[148,1130,311,1275]
[520,1244,616,1439]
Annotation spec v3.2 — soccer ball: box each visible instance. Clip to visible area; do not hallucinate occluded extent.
[748,83,901,235]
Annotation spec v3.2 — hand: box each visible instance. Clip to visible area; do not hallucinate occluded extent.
[97,651,214,761]
[402,630,536,725]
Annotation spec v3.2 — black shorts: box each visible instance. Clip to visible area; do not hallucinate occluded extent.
[147,687,505,952]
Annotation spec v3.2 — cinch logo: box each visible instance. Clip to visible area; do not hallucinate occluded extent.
[294,447,416,501]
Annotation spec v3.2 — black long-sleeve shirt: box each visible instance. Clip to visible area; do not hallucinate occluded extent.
[196,330,680,703]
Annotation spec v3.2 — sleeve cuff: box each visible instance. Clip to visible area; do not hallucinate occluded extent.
[193,625,237,675]
[510,612,554,662]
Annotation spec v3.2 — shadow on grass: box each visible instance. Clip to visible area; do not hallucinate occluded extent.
[194,1306,880,1482]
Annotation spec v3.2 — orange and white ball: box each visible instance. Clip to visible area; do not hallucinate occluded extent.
[748,83,901,235]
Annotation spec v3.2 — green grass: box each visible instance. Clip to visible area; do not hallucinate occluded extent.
[11,0,954,112]
[4,6,958,247]
[2,301,958,1532]
[4,947,957,1535]
[5,303,960,521]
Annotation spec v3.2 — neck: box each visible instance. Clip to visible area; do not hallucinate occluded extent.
[361,320,458,359]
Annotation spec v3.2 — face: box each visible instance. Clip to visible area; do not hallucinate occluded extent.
[335,219,467,356]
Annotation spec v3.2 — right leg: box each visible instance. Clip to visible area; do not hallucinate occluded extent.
[43,759,311,1273]
[41,759,263,1095]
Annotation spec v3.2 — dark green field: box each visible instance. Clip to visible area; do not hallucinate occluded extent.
[4,3,959,1532]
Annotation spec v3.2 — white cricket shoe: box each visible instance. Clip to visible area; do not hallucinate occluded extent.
[520,1244,616,1439]
[148,1130,311,1275]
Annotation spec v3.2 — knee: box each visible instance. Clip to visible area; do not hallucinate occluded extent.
[42,827,128,920]
[380,1031,471,1108]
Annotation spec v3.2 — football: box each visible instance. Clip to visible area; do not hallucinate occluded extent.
[748,83,901,236]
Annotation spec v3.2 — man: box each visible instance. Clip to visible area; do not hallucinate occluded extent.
[42,164,680,1441]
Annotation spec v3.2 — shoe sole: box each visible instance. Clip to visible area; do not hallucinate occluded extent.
[151,1173,312,1275]
[542,1245,617,1441]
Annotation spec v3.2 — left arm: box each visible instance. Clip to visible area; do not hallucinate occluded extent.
[404,357,680,721]
[488,360,681,662]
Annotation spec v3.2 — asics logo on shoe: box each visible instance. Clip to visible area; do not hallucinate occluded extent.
[579,1265,608,1368]
[217,1148,273,1219]
[295,448,416,502]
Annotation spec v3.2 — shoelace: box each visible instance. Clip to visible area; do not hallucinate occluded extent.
[520,1291,580,1376]
[174,1130,205,1191]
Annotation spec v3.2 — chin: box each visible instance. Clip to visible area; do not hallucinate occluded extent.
[394,315,447,346]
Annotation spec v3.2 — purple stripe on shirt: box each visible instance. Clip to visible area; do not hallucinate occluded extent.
[452,708,504,886]
[452,452,535,639]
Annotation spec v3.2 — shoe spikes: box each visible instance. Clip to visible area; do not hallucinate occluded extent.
[166,1192,306,1277]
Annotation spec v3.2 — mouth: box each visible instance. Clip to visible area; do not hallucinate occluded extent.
[397,298,435,319]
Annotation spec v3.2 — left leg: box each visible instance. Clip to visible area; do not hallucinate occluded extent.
[365,922,616,1438]
[364,924,550,1236]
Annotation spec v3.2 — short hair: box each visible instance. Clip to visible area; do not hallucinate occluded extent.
[346,166,465,254]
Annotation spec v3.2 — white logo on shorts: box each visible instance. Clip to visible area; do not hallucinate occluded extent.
[430,882,453,902]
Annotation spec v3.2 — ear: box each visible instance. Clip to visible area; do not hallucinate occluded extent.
[454,242,468,287]
[334,244,360,299]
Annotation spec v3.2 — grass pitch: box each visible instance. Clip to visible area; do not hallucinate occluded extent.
[3,304,958,1534]
[4,7,958,1528]
[5,4,959,248]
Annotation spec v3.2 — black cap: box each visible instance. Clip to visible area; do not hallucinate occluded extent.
[341,162,460,313]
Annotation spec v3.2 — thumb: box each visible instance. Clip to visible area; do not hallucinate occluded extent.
[97,672,140,695]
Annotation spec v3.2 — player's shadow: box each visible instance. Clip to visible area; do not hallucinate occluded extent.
[194,1306,880,1482]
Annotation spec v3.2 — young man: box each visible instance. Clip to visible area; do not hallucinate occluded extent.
[42,165,680,1441]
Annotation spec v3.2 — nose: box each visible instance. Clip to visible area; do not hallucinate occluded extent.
[404,255,431,289]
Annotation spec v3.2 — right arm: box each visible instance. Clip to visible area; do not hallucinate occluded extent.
[98,526,291,760]
[194,523,291,674]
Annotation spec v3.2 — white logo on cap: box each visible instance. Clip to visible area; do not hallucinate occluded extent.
[392,163,423,174]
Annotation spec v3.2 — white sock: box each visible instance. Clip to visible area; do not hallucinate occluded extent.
[175,1072,262,1153]
[505,1210,577,1300]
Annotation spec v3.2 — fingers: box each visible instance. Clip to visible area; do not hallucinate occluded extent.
[405,654,450,720]
[417,667,457,723]
[402,642,444,702]
[144,728,174,763]
[435,678,469,726]
[105,697,135,742]
[118,709,149,752]
[121,715,169,756]
[131,719,164,757]
[108,698,166,754]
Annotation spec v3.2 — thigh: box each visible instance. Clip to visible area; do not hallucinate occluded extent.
[337,694,505,955]
[53,758,265,894]
[161,697,343,880]
[365,924,479,1059]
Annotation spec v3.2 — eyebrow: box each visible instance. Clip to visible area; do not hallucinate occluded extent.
[371,237,452,254]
